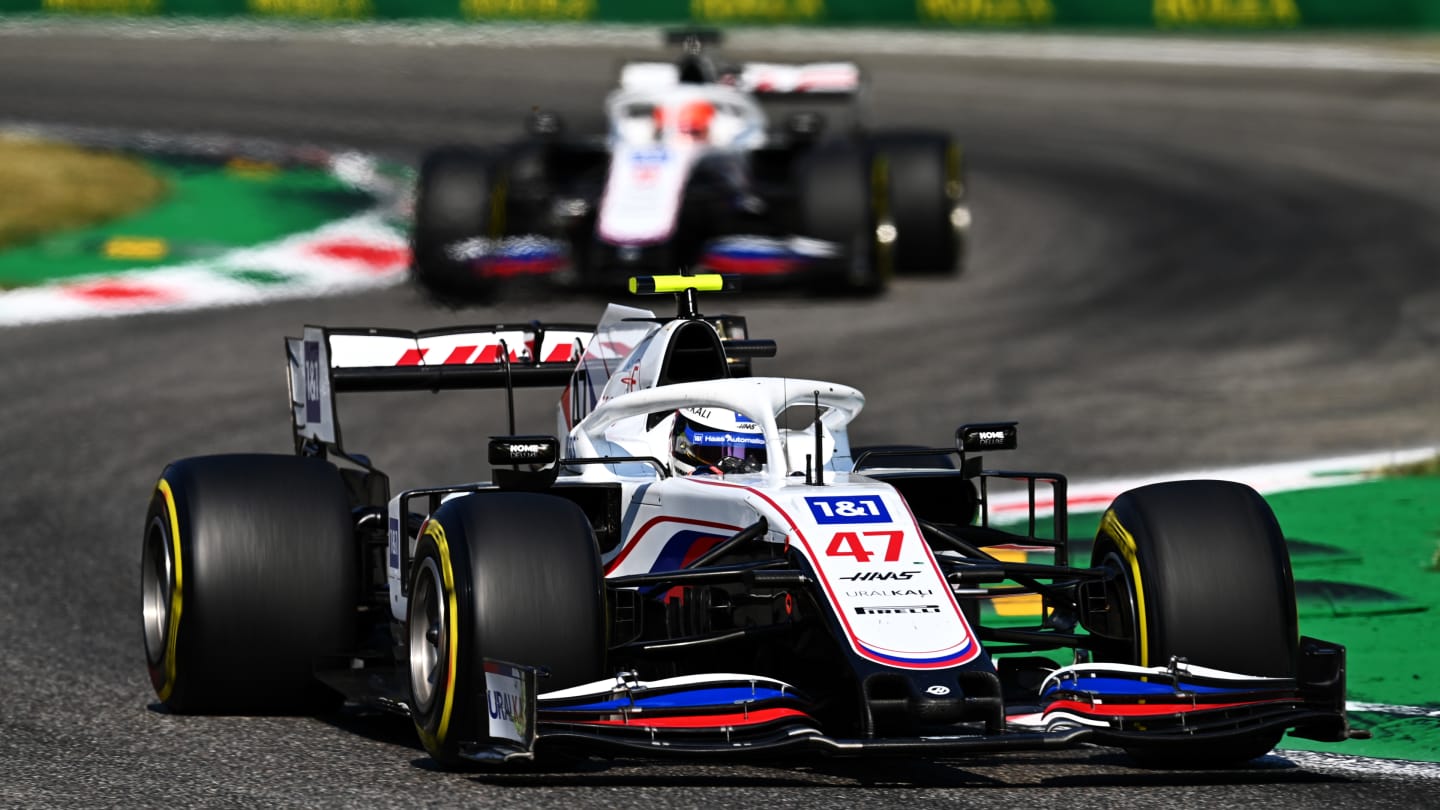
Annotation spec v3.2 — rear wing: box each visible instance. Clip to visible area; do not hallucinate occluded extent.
[286,323,593,458]
[617,60,862,98]
[286,313,770,460]
[645,28,861,98]
[735,62,862,98]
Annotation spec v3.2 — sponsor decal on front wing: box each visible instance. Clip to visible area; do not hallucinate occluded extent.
[485,662,530,745]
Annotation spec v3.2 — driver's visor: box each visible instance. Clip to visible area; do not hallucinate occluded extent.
[681,425,767,467]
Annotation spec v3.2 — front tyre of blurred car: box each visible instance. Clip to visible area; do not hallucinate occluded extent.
[411,147,503,304]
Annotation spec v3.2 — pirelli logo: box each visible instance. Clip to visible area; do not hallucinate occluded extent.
[854,605,941,615]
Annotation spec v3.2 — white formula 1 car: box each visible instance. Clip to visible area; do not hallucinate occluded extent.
[141,275,1359,769]
[410,30,969,301]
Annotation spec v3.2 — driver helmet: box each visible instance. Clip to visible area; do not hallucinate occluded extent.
[672,407,766,475]
[655,100,715,141]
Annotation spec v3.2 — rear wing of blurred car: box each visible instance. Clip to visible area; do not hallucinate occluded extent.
[734,62,862,97]
[285,323,593,459]
[618,60,862,98]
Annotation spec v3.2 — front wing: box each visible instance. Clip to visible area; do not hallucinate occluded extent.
[440,233,855,291]
[460,637,1357,764]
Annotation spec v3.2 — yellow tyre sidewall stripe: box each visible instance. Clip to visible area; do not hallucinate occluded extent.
[946,141,964,201]
[155,479,184,702]
[416,519,461,754]
[1099,509,1150,667]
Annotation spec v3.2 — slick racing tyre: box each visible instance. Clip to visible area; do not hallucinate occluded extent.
[141,454,357,714]
[411,147,503,303]
[1090,480,1299,767]
[407,492,605,768]
[873,133,966,276]
[795,141,891,296]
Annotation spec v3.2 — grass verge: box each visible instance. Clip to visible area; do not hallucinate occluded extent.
[0,136,167,259]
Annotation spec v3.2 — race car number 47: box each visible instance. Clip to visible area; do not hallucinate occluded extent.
[826,530,904,563]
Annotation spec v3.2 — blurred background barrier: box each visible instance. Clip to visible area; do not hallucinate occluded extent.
[0,0,1438,30]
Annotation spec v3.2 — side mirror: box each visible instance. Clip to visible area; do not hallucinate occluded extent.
[489,435,560,468]
[956,422,1018,478]
[489,435,562,491]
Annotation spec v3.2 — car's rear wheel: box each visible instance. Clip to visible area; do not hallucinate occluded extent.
[874,132,966,276]
[411,147,502,303]
[408,492,606,768]
[795,141,890,296]
[1090,480,1298,766]
[141,454,357,714]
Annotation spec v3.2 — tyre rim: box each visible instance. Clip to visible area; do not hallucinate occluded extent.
[1101,550,1142,665]
[141,516,173,667]
[408,557,447,715]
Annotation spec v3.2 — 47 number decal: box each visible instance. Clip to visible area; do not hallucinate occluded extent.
[825,530,905,563]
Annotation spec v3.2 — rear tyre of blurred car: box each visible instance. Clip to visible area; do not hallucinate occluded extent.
[411,147,501,303]
[795,141,890,296]
[874,133,966,276]
[141,454,357,714]
[408,492,606,768]
[1090,480,1298,767]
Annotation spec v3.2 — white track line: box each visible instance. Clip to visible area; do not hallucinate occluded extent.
[1348,702,1440,719]
[1277,750,1440,780]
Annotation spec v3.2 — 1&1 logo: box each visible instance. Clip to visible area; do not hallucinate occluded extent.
[806,495,891,524]
[304,341,322,423]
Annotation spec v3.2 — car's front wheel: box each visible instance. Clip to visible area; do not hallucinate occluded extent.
[407,492,606,768]
[1090,479,1299,766]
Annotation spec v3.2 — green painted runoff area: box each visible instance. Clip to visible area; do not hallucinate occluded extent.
[994,475,1440,763]
[0,155,372,287]
[2,0,1440,30]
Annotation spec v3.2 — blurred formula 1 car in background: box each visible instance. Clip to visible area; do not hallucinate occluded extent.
[410,30,969,302]
[141,274,1359,770]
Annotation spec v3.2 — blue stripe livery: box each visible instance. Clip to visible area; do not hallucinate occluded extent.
[549,685,796,712]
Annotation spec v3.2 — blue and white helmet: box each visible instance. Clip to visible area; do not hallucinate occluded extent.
[671,408,767,475]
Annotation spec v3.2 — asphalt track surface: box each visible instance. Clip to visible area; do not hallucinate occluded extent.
[2,24,1439,808]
